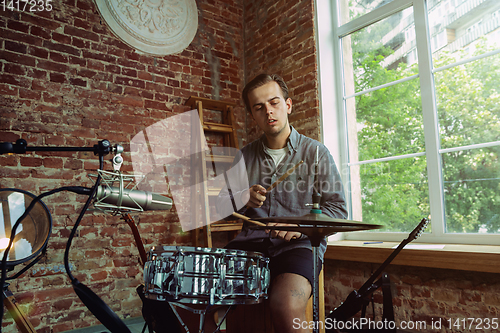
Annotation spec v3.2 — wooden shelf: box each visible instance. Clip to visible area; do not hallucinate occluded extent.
[185,96,236,111]
[203,122,234,133]
[206,154,235,164]
[326,240,500,273]
[186,96,240,248]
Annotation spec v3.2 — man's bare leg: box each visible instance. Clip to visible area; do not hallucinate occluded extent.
[269,273,311,333]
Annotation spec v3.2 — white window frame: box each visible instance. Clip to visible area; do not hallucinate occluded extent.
[315,0,500,245]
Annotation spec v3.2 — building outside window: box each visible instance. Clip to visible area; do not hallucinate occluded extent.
[317,0,500,244]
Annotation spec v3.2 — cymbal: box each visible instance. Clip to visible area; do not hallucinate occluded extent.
[248,225,379,233]
[253,213,382,229]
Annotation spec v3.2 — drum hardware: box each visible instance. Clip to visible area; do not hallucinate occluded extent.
[143,246,271,333]
[168,301,233,333]
[325,218,429,333]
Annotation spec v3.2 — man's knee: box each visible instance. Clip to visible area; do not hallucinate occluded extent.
[269,273,311,314]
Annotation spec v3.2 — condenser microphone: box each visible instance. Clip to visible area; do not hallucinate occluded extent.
[94,185,173,212]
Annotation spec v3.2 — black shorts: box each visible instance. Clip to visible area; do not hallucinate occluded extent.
[225,239,322,288]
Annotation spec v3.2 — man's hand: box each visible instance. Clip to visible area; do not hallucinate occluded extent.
[243,184,267,208]
[265,223,301,241]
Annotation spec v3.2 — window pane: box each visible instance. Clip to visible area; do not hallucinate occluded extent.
[350,157,430,232]
[342,7,418,95]
[436,52,500,149]
[339,0,396,25]
[442,146,500,233]
[347,77,425,162]
[429,0,500,64]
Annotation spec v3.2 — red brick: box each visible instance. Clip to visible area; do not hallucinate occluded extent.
[28,45,49,59]
[69,55,86,67]
[101,36,130,51]
[38,59,69,73]
[117,57,145,71]
[49,72,66,83]
[21,13,62,30]
[5,40,27,54]
[31,25,51,39]
[82,49,115,63]
[42,157,64,168]
[50,51,69,63]
[64,25,99,42]
[42,40,80,56]
[138,70,152,81]
[0,73,31,88]
[7,20,29,33]
[107,46,125,58]
[69,77,87,87]
[53,32,72,44]
[19,88,41,100]
[34,287,75,302]
[77,0,93,11]
[74,17,91,30]
[115,76,145,89]
[0,50,36,66]
[4,62,26,76]
[122,68,137,78]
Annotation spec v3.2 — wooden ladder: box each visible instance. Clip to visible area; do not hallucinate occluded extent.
[185,96,243,248]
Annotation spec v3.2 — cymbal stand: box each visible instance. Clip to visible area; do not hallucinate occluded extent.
[307,146,327,333]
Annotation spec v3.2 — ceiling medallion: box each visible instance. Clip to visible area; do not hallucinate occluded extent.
[95,0,198,55]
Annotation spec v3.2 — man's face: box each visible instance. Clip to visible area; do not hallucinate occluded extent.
[247,81,292,138]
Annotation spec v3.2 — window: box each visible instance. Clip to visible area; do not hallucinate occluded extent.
[317,0,500,244]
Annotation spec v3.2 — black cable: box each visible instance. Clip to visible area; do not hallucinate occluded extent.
[64,156,103,283]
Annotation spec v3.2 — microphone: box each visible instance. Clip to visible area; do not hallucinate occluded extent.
[90,169,173,215]
[94,185,173,212]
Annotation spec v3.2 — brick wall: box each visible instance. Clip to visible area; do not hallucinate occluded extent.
[324,260,500,332]
[243,0,321,142]
[0,0,245,331]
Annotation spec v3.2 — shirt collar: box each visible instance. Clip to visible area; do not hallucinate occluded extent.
[259,125,299,152]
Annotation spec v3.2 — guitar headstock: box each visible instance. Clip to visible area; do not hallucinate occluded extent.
[408,218,429,241]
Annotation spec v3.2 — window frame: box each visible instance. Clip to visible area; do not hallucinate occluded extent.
[315,0,500,245]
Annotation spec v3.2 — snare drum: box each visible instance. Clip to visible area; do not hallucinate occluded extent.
[144,246,270,305]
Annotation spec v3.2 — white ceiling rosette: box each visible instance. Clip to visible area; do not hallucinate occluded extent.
[95,0,198,55]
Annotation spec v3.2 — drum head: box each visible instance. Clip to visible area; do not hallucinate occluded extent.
[0,188,52,267]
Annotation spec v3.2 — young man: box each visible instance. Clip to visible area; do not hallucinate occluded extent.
[219,74,347,332]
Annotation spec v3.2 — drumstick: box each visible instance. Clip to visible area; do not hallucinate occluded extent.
[232,212,266,226]
[266,160,304,192]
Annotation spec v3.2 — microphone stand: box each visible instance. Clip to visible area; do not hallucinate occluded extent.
[0,139,116,155]
[0,139,132,333]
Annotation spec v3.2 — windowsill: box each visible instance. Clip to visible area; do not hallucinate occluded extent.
[326,240,500,274]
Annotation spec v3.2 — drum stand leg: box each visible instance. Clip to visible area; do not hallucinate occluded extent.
[169,302,232,333]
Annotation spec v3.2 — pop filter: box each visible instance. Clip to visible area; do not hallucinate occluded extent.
[0,188,52,270]
[72,279,132,333]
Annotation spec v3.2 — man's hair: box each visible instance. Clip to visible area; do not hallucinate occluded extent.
[242,74,290,113]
